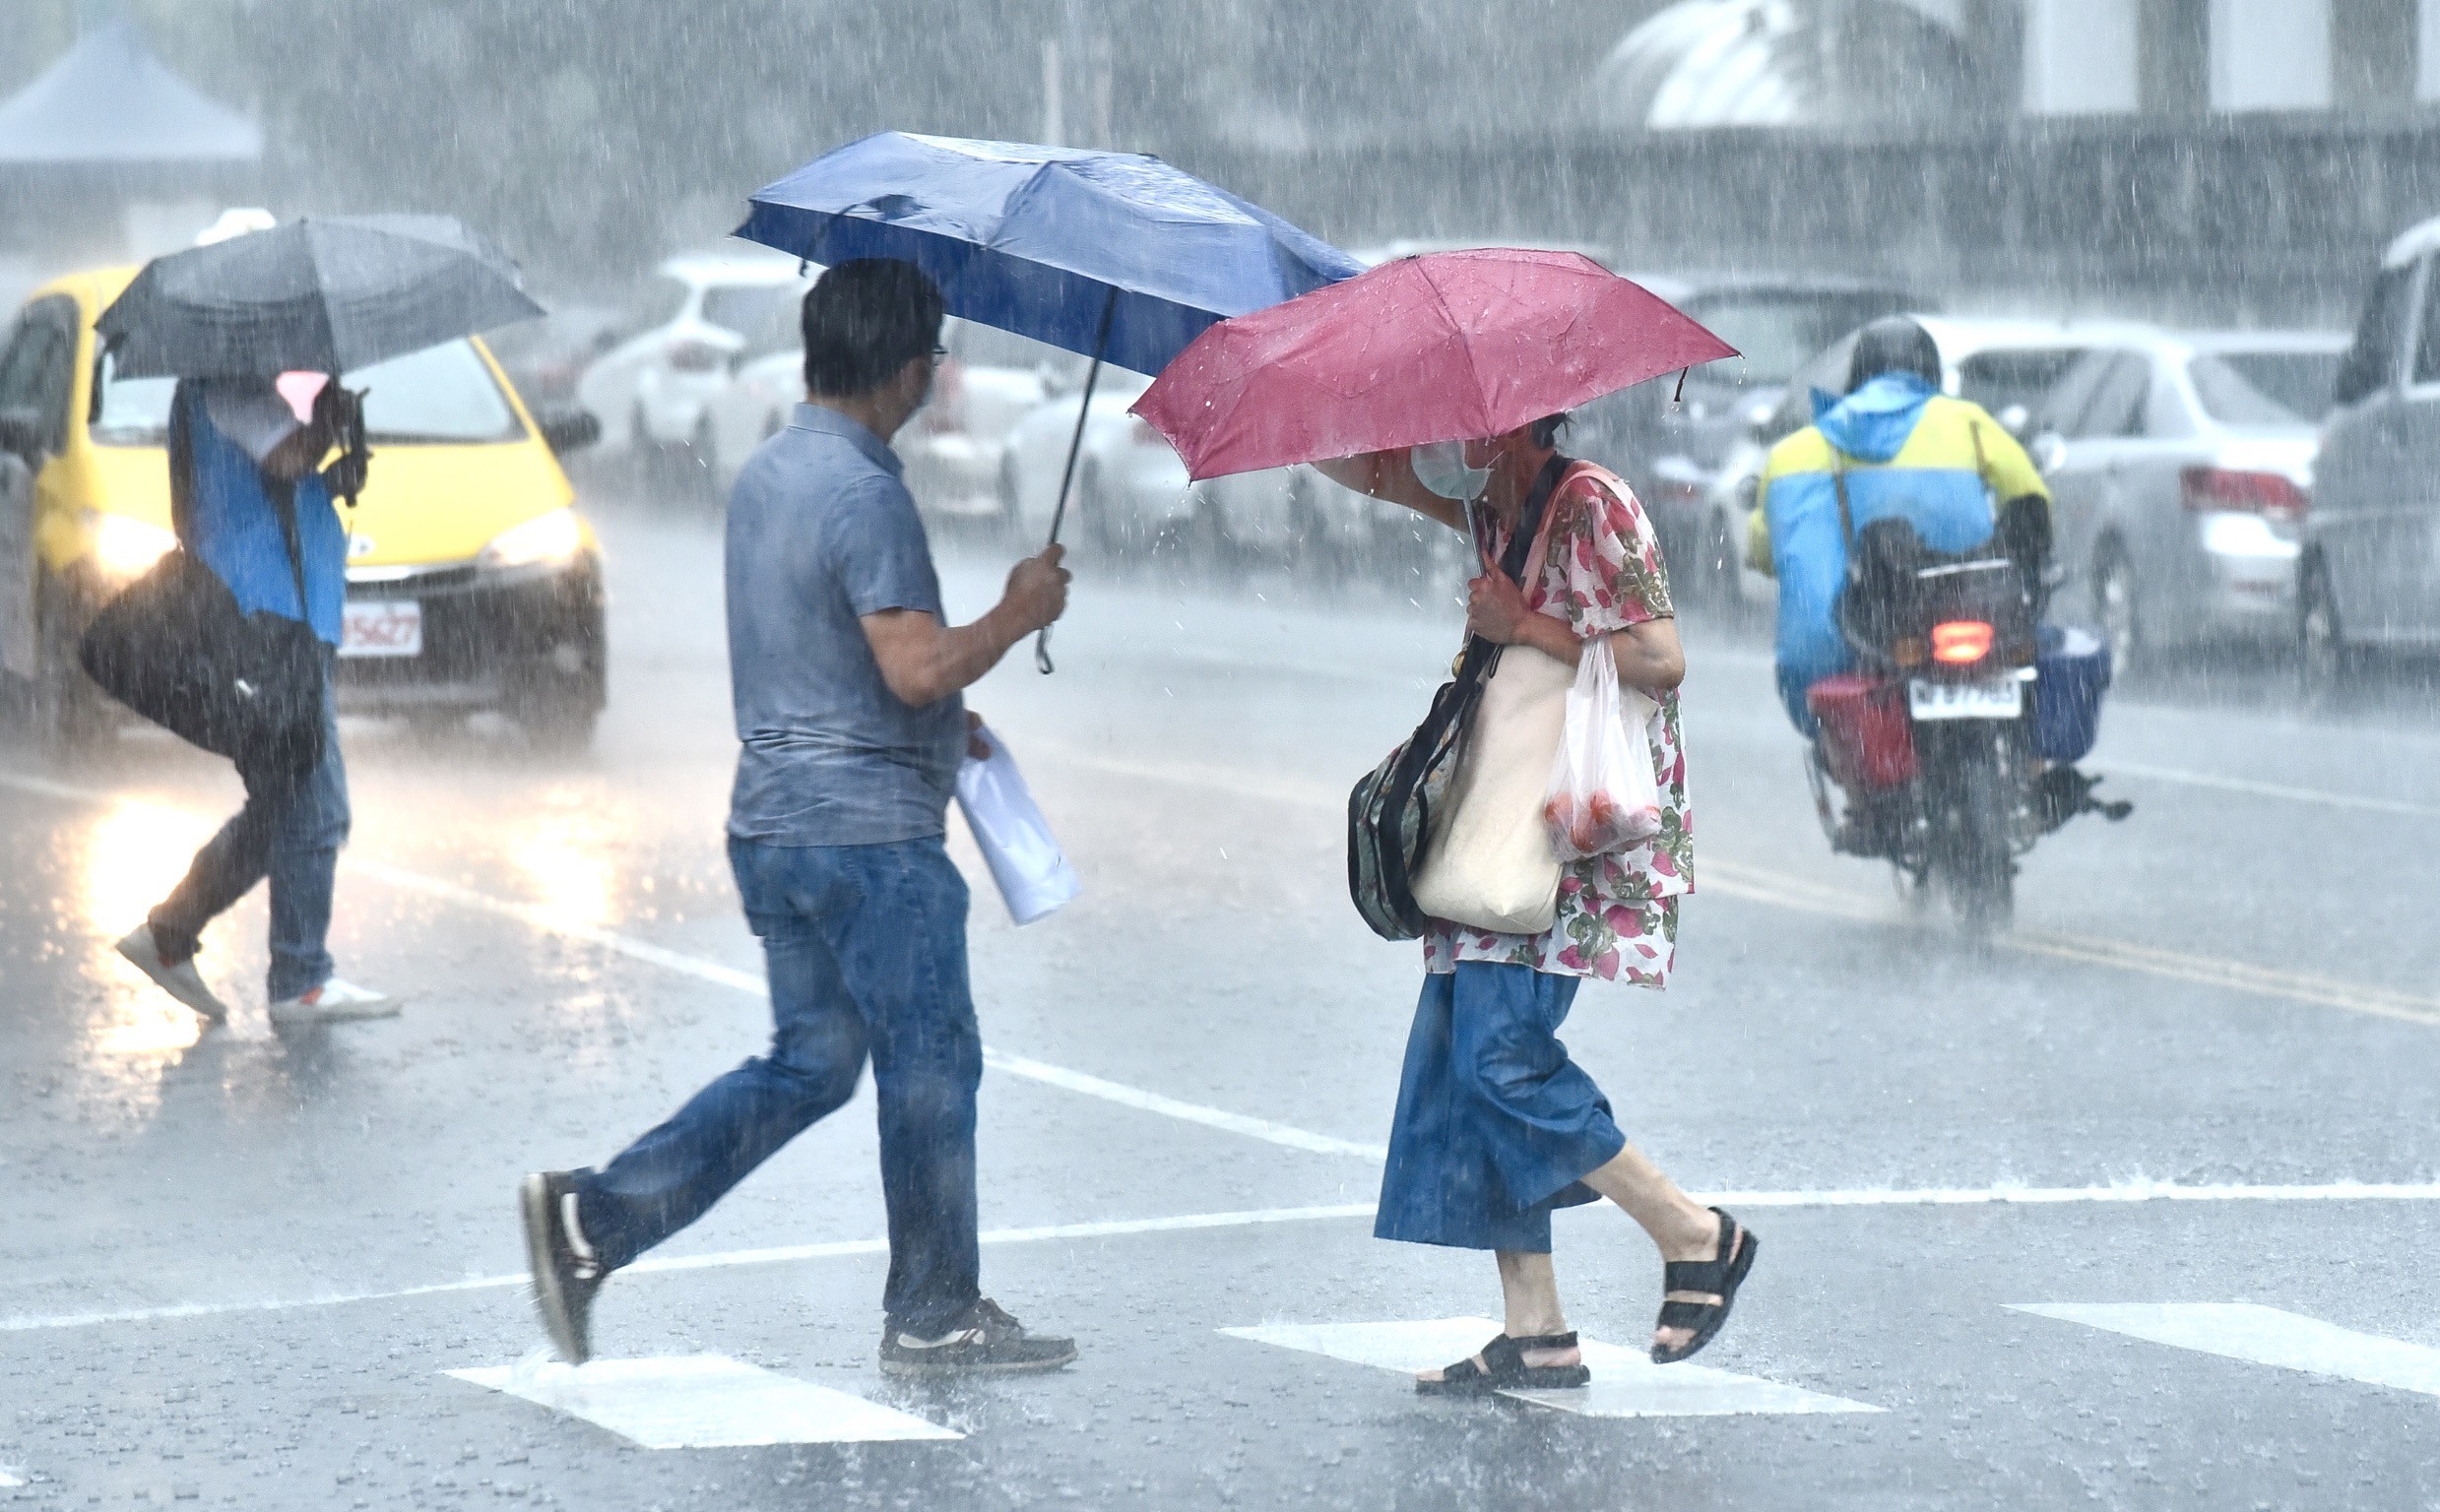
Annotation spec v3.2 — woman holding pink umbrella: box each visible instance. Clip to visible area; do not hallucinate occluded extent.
[1136,249,1756,1388]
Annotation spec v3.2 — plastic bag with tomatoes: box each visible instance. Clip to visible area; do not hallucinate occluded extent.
[1540,636,1662,861]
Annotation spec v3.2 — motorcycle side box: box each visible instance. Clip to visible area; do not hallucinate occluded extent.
[1807,673,1918,790]
[2032,624,2112,763]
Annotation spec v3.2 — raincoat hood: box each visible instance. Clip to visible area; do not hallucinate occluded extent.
[1809,370,1937,464]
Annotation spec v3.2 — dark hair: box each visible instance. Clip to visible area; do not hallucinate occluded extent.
[1846,315,1942,394]
[801,259,945,398]
[1527,412,1571,449]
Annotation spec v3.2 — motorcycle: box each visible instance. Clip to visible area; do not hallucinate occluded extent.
[1802,522,2130,934]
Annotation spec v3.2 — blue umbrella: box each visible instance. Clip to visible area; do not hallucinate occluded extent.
[736,131,1362,668]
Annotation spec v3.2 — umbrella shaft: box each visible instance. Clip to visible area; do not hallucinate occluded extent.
[1037,287,1118,676]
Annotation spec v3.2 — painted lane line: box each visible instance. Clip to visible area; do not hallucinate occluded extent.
[0,770,1382,1161]
[981,1050,1387,1159]
[14,1180,2440,1337]
[2009,1303,2440,1399]
[0,1203,1378,1334]
[0,1467,23,1488]
[1701,859,2440,1029]
[2099,759,2440,822]
[1223,1317,1879,1418]
[1016,746,2440,1029]
[445,1354,961,1446]
[354,860,1382,1157]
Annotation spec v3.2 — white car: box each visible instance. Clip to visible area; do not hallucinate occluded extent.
[576,250,810,472]
[704,319,1050,520]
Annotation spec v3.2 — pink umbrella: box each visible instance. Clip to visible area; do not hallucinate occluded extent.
[1131,248,1736,480]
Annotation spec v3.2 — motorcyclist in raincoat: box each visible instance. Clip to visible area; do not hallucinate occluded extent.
[1746,316,2053,734]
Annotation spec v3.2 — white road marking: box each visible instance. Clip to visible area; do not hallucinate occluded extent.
[0,1203,1377,1333]
[2008,1303,2440,1398]
[0,769,1383,1161]
[10,1180,2440,1336]
[445,1354,961,1447]
[1223,1317,1879,1418]
[2099,759,2440,821]
[0,1466,23,1488]
[1011,748,2440,1029]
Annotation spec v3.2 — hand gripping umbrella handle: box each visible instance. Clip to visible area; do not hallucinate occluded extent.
[1035,288,1118,675]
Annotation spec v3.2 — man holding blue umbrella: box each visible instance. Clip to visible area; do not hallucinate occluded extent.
[521,259,1074,1373]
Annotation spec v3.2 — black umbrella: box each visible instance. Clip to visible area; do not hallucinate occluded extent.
[96,214,544,379]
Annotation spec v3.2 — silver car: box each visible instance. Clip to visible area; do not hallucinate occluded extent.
[2302,215,2440,693]
[2033,330,2345,674]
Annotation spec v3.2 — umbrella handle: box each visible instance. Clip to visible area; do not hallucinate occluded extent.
[1035,288,1117,676]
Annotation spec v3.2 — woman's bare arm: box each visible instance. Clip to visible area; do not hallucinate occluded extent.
[1608,616,1685,693]
[1313,450,1465,533]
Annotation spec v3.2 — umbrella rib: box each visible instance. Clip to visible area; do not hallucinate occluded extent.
[1407,257,1489,441]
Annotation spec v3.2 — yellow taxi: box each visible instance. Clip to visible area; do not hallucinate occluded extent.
[0,264,608,751]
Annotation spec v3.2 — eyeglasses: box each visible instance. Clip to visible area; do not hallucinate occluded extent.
[930,345,950,362]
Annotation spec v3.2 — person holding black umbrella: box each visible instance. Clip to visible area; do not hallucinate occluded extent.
[112,373,397,1026]
[92,214,544,1025]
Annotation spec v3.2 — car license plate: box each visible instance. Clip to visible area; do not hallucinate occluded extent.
[1908,675,2022,722]
[340,599,421,659]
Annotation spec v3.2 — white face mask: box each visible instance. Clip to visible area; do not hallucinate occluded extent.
[1410,439,1491,501]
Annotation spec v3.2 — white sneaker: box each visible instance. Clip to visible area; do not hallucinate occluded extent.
[113,925,229,1023]
[268,977,401,1026]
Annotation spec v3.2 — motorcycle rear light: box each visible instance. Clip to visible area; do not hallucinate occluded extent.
[1931,620,1994,663]
[2180,466,2307,520]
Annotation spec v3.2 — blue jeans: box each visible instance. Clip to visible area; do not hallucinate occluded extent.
[574,835,983,1334]
[149,662,348,1003]
[1374,963,1627,1253]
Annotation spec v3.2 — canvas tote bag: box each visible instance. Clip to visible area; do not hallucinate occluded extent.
[1408,463,1597,935]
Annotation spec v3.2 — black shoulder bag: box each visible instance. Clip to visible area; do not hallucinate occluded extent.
[1347,455,1568,941]
[78,391,327,777]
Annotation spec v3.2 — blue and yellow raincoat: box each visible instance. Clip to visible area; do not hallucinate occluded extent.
[1747,372,2048,731]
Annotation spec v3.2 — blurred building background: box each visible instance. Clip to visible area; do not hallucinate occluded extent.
[0,0,2436,321]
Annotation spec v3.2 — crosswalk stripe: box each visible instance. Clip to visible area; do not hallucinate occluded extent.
[445,1354,961,1446]
[1223,1317,1880,1418]
[2008,1303,2440,1398]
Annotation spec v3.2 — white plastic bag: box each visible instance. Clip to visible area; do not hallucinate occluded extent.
[954,724,1081,925]
[1541,638,1662,862]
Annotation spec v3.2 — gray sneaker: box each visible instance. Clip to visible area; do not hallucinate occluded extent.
[879,1299,1076,1377]
[268,977,400,1026]
[114,925,228,1023]
[520,1171,606,1365]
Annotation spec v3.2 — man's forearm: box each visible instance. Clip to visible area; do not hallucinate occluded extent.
[903,604,1028,706]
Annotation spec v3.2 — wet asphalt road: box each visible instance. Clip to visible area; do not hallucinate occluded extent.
[4,484,2440,1510]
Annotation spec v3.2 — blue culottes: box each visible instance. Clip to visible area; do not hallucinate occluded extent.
[1374,962,1628,1253]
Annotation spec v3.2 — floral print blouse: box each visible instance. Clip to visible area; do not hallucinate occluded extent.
[1421,462,1694,984]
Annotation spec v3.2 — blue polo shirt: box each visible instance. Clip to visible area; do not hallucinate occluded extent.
[725,403,964,848]
[177,385,347,647]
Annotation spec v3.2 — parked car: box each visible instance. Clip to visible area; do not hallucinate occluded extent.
[2031,328,2345,673]
[482,303,628,415]
[1570,275,1925,610]
[998,367,1183,549]
[706,317,1051,525]
[0,266,608,752]
[576,250,810,477]
[1708,313,2151,614]
[2300,216,2440,693]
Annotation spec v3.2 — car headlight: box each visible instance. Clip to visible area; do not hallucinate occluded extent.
[84,510,176,580]
[481,507,584,570]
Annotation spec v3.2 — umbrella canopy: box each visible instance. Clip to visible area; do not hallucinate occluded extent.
[733,131,1363,378]
[97,215,544,379]
[1132,249,1738,480]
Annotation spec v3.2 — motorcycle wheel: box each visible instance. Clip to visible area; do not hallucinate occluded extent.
[1943,737,2016,939]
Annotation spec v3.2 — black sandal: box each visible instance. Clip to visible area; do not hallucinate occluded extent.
[1415,1331,1591,1395]
[1650,1207,1758,1364]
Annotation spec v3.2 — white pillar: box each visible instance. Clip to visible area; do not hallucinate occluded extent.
[2021,0,2140,114]
[2210,0,2332,111]
[2421,0,2440,101]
